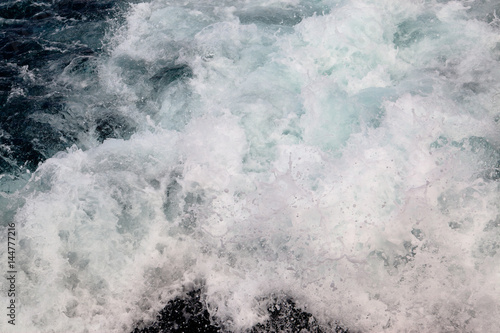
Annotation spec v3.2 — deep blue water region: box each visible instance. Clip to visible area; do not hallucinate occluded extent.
[0,0,127,181]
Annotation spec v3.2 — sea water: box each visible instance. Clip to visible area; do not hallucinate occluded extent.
[1,0,500,331]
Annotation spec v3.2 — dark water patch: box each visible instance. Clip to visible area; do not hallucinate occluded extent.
[95,113,137,143]
[150,65,193,90]
[0,39,44,60]
[113,56,149,86]
[53,0,115,21]
[235,1,332,28]
[462,82,484,94]
[0,0,115,21]
[0,0,136,178]
[0,135,45,172]
[393,14,441,49]
[132,289,221,333]
[132,289,350,333]
[236,7,304,26]
[0,0,51,20]
[0,85,77,174]
[250,296,349,333]
[148,64,193,105]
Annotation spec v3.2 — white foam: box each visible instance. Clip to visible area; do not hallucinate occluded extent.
[2,0,500,332]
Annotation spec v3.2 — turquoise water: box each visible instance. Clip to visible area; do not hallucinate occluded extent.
[1,0,500,331]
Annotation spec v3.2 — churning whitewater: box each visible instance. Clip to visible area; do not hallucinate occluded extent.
[1,0,500,332]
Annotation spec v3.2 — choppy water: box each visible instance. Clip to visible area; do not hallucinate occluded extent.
[2,0,500,332]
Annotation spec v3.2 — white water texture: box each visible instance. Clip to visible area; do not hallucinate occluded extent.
[2,0,500,332]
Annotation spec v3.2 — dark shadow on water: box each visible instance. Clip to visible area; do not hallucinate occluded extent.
[132,288,351,333]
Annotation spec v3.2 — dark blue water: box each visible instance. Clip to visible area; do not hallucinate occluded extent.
[0,0,137,189]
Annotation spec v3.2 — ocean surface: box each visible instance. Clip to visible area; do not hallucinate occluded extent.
[1,0,500,332]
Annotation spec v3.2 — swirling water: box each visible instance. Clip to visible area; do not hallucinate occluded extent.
[1,0,500,332]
